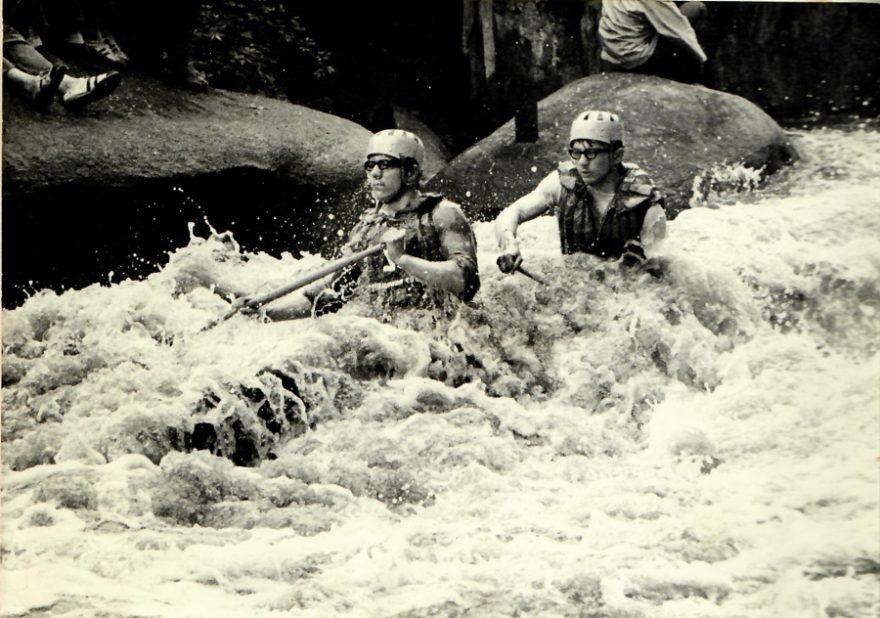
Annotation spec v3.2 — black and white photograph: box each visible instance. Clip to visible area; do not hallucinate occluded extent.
[2,0,878,616]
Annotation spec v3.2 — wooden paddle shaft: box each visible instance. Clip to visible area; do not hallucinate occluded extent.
[200,244,386,332]
[243,244,385,309]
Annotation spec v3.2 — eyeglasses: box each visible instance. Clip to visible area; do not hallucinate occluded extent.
[364,159,401,172]
[568,147,610,161]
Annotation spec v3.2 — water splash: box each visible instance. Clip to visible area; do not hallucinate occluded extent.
[689,162,765,209]
[2,128,879,618]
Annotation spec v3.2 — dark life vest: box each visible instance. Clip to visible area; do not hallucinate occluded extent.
[555,162,662,258]
[314,194,478,316]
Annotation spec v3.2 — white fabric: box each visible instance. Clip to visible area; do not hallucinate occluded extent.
[599,0,707,69]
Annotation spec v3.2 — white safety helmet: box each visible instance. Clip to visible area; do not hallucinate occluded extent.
[569,110,625,146]
[365,129,425,168]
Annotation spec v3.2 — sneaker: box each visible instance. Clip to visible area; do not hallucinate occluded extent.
[104,35,132,67]
[84,41,123,68]
[60,71,122,110]
[85,38,130,69]
[28,64,67,109]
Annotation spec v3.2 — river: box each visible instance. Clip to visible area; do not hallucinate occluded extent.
[2,125,878,617]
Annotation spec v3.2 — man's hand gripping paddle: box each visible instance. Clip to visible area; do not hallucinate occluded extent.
[200,244,385,331]
[496,255,546,285]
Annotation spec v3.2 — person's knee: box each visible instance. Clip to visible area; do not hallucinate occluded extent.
[679,1,707,24]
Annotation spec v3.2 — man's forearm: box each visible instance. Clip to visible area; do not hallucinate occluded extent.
[396,255,466,296]
[494,207,521,246]
[640,205,667,253]
[495,183,556,246]
[264,292,313,321]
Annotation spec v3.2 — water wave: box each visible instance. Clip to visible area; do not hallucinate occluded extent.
[2,128,879,617]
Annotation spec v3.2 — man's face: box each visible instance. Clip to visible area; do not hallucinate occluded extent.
[364,155,403,203]
[568,139,616,185]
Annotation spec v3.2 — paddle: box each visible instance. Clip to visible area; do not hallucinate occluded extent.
[200,244,385,331]
[513,264,546,285]
[496,256,546,285]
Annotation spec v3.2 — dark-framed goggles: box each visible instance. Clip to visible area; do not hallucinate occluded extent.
[567,146,610,161]
[364,157,402,172]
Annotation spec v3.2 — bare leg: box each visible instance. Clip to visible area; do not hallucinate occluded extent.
[3,58,66,108]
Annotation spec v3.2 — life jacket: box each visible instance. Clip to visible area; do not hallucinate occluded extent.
[555,161,662,258]
[314,193,474,316]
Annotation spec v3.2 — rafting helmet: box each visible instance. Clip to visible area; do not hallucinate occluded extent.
[569,110,625,146]
[365,129,425,168]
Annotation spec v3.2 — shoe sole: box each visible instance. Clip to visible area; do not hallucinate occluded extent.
[62,72,123,111]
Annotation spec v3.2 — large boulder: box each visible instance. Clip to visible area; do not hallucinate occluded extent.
[2,73,372,307]
[2,74,369,198]
[428,73,798,220]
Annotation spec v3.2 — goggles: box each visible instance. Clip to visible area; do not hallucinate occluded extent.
[364,158,401,172]
[567,146,610,161]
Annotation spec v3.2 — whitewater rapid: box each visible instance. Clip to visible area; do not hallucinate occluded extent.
[2,127,879,617]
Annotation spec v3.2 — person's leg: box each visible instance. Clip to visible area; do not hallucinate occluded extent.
[13,7,125,111]
[5,0,49,46]
[635,36,702,84]
[3,23,119,111]
[77,0,130,67]
[36,0,128,69]
[96,0,132,66]
[4,39,55,74]
[3,51,66,108]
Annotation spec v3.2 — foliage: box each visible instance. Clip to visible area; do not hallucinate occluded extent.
[193,0,333,98]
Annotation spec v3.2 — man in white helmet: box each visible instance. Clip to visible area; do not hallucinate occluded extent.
[495,110,666,275]
[258,129,480,320]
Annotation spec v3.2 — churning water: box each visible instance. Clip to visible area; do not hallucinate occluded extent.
[2,127,879,617]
